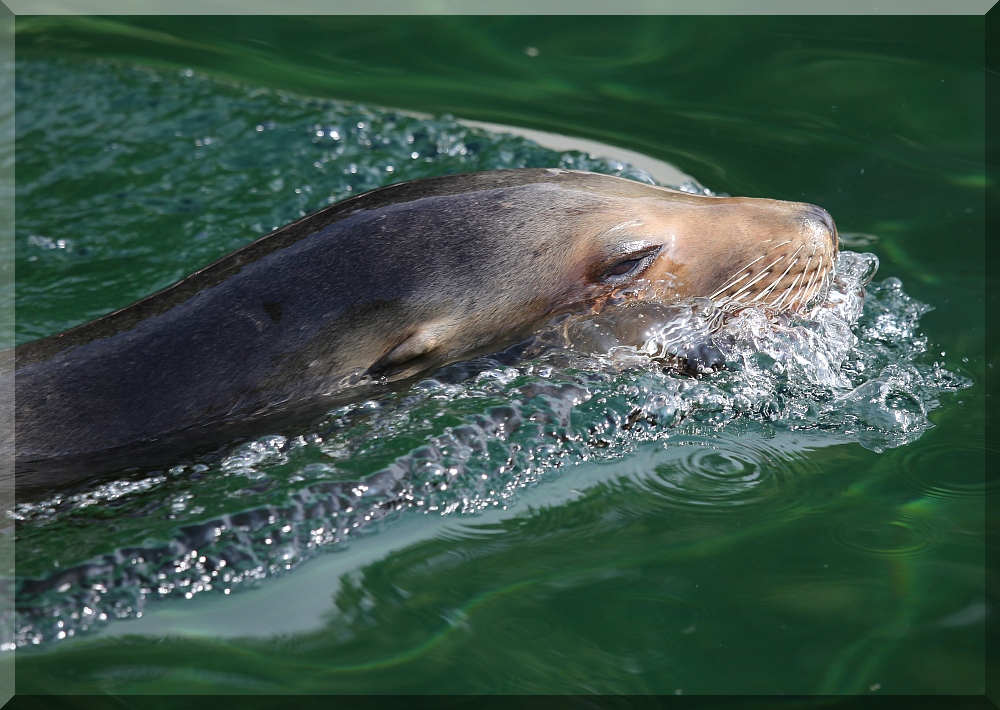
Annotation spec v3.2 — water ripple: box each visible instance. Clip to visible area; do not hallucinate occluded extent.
[891,435,994,500]
[827,506,949,559]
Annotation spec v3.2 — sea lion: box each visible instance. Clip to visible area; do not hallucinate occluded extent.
[8,168,837,487]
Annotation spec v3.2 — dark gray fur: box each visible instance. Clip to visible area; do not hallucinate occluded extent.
[9,169,638,486]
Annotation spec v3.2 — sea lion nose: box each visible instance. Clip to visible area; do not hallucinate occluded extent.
[806,204,838,247]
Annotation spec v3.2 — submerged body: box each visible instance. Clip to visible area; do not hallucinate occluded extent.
[10,169,837,486]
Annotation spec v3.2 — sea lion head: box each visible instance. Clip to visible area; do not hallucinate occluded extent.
[372,170,837,378]
[555,173,839,314]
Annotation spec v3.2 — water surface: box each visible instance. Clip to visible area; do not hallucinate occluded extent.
[9,16,987,697]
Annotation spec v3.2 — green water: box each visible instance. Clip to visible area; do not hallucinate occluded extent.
[10,16,988,697]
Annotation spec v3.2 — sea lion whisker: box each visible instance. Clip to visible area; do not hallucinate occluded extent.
[789,255,814,307]
[765,239,794,254]
[763,244,810,310]
[710,272,752,301]
[804,254,828,307]
[751,267,789,303]
[725,272,778,304]
[752,274,785,303]
[768,283,794,310]
[768,266,803,310]
[786,242,807,263]
[752,245,807,304]
[724,254,787,303]
[709,253,773,299]
[802,259,821,306]
[716,243,793,299]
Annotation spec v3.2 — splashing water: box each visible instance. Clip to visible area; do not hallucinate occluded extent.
[10,247,969,648]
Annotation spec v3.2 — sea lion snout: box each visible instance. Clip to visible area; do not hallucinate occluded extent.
[803,204,838,249]
[587,190,840,314]
[697,199,838,313]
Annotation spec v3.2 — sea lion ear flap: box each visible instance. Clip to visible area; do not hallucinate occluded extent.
[367,318,457,381]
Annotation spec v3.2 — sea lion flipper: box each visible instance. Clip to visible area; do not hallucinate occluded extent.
[368,318,457,381]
